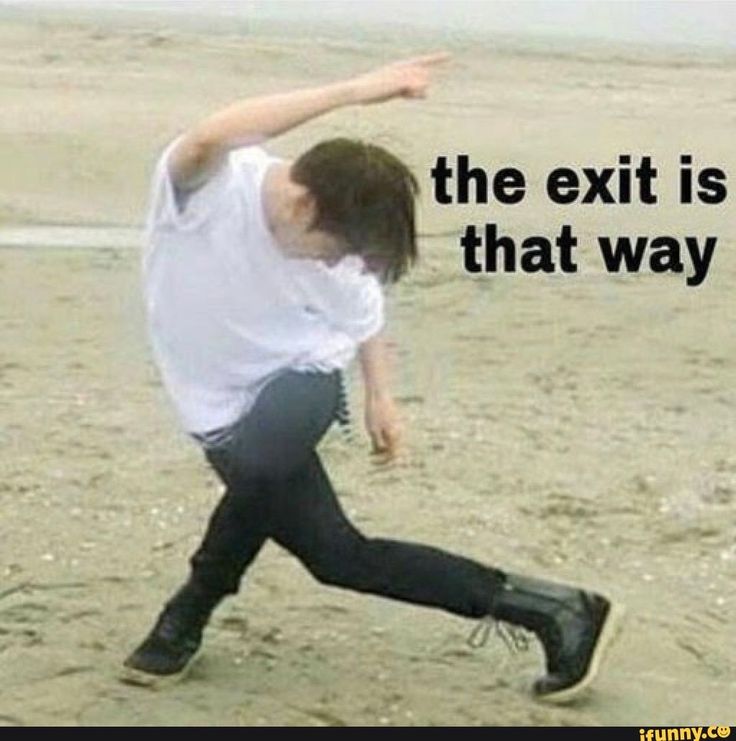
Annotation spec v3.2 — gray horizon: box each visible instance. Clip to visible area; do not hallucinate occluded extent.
[2,0,736,49]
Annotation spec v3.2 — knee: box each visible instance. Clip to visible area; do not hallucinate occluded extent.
[303,533,377,589]
[307,558,356,589]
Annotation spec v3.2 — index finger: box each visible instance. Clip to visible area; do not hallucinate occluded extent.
[401,51,452,67]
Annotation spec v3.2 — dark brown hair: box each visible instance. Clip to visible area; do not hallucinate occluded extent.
[291,138,419,284]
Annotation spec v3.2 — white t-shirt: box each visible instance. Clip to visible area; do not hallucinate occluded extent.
[141,135,385,436]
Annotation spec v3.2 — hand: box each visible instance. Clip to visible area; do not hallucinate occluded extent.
[348,52,451,106]
[364,392,403,463]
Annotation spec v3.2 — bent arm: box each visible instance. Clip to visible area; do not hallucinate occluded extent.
[169,52,450,192]
[169,82,356,191]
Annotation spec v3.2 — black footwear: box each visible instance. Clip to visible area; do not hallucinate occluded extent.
[491,573,623,703]
[122,581,221,683]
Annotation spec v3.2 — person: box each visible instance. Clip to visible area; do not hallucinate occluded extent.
[125,52,622,704]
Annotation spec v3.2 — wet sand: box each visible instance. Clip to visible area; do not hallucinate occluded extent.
[1,7,735,726]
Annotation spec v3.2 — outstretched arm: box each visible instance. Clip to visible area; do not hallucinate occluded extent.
[169,52,450,191]
[359,331,403,463]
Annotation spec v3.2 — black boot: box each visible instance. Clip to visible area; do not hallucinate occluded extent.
[491,573,623,703]
[123,580,223,682]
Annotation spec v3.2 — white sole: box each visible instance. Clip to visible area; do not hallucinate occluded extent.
[535,601,626,704]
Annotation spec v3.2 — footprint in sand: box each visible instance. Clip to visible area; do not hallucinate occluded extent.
[54,665,95,678]
[217,615,249,636]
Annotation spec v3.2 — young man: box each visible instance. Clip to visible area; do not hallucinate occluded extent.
[127,53,622,703]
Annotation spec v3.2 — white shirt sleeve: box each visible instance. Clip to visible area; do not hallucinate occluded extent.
[145,136,270,234]
[145,135,226,233]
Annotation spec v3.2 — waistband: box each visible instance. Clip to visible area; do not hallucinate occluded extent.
[190,423,237,450]
[190,368,353,450]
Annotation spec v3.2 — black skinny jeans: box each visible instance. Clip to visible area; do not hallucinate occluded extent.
[190,369,504,619]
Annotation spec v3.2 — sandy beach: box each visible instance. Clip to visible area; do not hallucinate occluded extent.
[1,4,735,726]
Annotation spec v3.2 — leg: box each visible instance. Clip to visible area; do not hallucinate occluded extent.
[187,479,270,598]
[187,368,344,596]
[263,450,622,703]
[268,450,505,618]
[123,370,343,680]
[121,466,271,682]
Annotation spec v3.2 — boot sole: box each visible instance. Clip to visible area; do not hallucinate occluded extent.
[535,599,626,705]
[118,649,202,689]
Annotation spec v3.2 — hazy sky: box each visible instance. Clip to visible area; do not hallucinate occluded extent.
[248,0,736,47]
[6,0,736,48]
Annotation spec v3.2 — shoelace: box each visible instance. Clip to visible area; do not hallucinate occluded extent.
[467,616,532,654]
